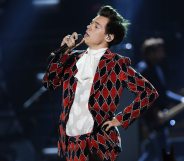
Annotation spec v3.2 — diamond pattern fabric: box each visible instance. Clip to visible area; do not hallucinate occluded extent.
[43,49,158,160]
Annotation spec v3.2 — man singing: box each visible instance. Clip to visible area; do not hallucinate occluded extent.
[43,5,159,161]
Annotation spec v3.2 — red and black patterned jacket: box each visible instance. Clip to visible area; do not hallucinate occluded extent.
[43,49,159,158]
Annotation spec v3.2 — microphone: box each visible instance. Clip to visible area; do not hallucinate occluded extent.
[51,34,83,56]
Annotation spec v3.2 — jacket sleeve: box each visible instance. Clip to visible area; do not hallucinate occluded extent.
[115,57,159,129]
[42,50,73,90]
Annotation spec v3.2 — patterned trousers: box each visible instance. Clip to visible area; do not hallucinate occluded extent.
[64,132,119,161]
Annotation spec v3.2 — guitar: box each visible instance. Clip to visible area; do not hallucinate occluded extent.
[157,102,184,124]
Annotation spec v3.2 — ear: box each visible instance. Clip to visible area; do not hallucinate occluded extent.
[105,34,114,43]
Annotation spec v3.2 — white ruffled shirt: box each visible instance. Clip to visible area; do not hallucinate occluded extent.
[66,48,107,136]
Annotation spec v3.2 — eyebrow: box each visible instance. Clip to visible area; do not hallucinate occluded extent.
[92,19,102,27]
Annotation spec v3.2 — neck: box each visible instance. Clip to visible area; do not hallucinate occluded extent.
[88,47,108,50]
[88,43,109,50]
[89,46,108,50]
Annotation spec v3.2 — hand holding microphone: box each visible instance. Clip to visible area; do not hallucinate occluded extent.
[51,32,84,56]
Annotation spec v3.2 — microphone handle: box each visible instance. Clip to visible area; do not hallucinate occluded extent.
[51,34,83,56]
[50,44,67,56]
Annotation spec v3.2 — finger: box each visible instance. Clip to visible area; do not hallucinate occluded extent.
[105,124,112,131]
[102,121,110,128]
[61,35,71,46]
[63,34,75,48]
[65,35,71,40]
[67,33,75,43]
[69,37,75,44]
[66,35,71,39]
[71,32,78,40]
[67,38,75,48]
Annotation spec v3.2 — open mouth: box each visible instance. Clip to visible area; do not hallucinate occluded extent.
[84,32,89,37]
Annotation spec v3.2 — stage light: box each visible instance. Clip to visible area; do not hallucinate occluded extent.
[42,147,58,155]
[32,0,60,6]
[36,72,45,81]
[125,43,132,50]
[170,119,176,126]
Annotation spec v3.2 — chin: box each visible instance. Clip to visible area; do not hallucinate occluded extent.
[84,39,90,46]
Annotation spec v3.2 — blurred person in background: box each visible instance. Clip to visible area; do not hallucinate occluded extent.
[43,6,158,161]
[136,37,184,161]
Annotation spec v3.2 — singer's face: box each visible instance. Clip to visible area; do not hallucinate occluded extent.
[84,16,109,49]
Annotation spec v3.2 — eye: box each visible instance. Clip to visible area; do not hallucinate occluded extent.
[95,25,100,29]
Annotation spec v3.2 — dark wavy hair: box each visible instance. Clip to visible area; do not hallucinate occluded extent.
[98,5,130,47]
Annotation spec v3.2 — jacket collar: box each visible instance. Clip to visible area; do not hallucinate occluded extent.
[71,48,116,100]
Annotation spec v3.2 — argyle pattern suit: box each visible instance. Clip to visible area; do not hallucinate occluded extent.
[43,49,159,161]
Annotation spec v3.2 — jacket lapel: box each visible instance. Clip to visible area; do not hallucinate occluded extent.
[67,51,86,107]
[89,49,115,97]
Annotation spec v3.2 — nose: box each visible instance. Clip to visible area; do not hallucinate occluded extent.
[87,23,91,30]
